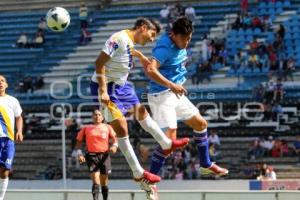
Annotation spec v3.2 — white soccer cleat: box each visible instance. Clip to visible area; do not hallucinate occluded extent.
[140,181,159,200]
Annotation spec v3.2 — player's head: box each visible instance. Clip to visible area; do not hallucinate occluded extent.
[0,74,8,95]
[170,17,193,49]
[92,109,104,124]
[133,18,161,46]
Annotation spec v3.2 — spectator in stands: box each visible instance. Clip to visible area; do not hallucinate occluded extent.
[262,15,272,31]
[240,0,249,14]
[26,115,38,135]
[23,76,34,93]
[185,4,196,22]
[269,51,278,78]
[79,28,92,45]
[159,4,170,23]
[233,52,242,72]
[271,139,283,157]
[292,136,300,156]
[277,24,285,40]
[260,136,274,156]
[248,53,261,71]
[252,83,265,102]
[271,103,283,120]
[79,2,88,29]
[264,80,275,104]
[196,61,212,84]
[32,31,44,48]
[218,46,228,65]
[132,133,150,163]
[248,138,264,159]
[273,35,283,52]
[37,17,47,33]
[282,57,295,81]
[34,76,44,89]
[257,163,277,180]
[201,35,209,62]
[75,109,118,200]
[242,13,252,29]
[15,32,28,48]
[185,158,199,179]
[280,140,290,157]
[209,143,221,162]
[243,164,258,179]
[273,78,284,103]
[208,130,221,148]
[174,2,185,16]
[252,15,263,31]
[250,39,259,54]
[232,14,242,30]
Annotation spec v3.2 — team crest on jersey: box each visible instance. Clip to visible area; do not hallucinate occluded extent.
[109,41,119,51]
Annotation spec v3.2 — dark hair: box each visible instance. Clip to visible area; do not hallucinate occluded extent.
[0,74,7,82]
[133,17,161,34]
[172,16,193,35]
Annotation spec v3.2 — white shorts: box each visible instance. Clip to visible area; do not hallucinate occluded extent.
[148,90,199,129]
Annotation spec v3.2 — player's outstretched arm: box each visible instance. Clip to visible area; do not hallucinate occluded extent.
[145,59,187,97]
[131,49,151,67]
[95,52,111,104]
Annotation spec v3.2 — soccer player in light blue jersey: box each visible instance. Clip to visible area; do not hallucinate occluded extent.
[134,17,229,178]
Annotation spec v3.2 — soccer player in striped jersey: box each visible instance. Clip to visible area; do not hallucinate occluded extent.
[0,75,23,200]
[91,18,189,199]
[75,109,118,200]
[133,17,229,178]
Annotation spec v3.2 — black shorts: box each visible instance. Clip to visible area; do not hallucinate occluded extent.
[85,152,111,174]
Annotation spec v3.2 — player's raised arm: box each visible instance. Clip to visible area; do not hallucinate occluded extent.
[95,52,111,105]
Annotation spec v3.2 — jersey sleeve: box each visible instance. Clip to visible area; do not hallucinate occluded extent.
[102,35,124,58]
[152,45,170,65]
[76,127,85,142]
[13,97,22,117]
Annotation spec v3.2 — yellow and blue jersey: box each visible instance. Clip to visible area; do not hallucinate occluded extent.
[0,95,22,141]
[92,29,135,86]
[149,33,188,94]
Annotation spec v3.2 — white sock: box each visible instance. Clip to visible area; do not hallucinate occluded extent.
[0,178,8,200]
[118,136,144,178]
[138,115,172,149]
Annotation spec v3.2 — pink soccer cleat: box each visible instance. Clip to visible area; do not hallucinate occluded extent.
[163,138,190,155]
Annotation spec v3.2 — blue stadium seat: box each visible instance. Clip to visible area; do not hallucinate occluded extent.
[283,1,291,7]
[245,28,253,35]
[276,7,283,14]
[275,1,283,8]
[254,28,261,35]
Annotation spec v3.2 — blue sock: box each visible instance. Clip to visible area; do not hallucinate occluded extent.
[150,145,167,174]
[193,129,212,168]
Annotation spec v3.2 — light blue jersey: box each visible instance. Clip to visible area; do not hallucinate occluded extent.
[149,33,188,94]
